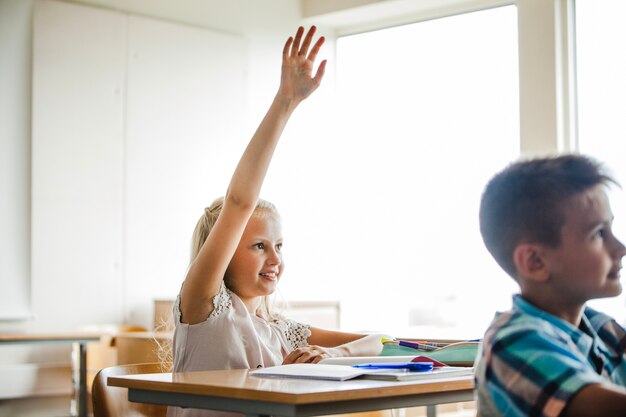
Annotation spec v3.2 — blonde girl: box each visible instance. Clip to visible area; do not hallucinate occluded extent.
[170,27,384,405]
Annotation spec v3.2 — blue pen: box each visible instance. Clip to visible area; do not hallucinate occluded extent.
[353,362,434,372]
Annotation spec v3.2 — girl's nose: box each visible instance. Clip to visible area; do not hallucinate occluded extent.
[267,249,281,266]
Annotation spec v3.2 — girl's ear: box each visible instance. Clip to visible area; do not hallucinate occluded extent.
[513,243,550,282]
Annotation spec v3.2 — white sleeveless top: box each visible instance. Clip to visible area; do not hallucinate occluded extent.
[167,282,311,417]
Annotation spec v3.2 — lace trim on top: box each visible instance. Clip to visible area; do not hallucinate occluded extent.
[276,319,311,350]
[173,282,232,323]
[174,281,309,348]
[209,281,232,319]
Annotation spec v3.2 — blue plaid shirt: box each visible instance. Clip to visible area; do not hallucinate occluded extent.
[475,295,626,417]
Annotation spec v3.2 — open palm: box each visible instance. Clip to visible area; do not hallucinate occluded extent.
[278,26,327,103]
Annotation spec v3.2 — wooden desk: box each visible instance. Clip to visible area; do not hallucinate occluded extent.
[0,332,102,417]
[109,369,474,417]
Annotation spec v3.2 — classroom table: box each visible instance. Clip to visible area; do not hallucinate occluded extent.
[108,368,475,417]
[0,332,102,417]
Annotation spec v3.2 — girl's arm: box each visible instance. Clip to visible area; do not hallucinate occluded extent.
[283,327,388,364]
[180,27,326,325]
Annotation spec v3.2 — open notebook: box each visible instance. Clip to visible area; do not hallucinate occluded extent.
[249,363,474,382]
[249,363,377,381]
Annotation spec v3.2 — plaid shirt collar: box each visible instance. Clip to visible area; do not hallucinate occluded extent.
[511,294,596,360]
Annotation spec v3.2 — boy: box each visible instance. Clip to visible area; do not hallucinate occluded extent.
[475,154,626,417]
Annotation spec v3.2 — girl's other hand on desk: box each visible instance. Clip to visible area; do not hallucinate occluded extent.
[282,345,342,364]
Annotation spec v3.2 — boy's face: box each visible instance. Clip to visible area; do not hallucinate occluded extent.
[543,185,626,303]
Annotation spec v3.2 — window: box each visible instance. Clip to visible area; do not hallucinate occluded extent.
[276,6,520,336]
[576,0,626,323]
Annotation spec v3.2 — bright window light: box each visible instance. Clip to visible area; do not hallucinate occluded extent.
[576,0,626,323]
[274,6,520,338]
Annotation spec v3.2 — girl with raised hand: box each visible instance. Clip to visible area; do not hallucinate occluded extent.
[171,26,384,395]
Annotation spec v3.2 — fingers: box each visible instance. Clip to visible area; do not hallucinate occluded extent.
[283,36,293,59]
[313,59,327,85]
[290,26,304,57]
[282,347,308,364]
[288,26,323,61]
[311,355,324,364]
[291,349,309,363]
[307,35,325,63]
[282,346,328,364]
[292,348,316,363]
[298,26,317,57]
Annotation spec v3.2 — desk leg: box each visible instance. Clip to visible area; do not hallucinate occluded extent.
[426,405,437,417]
[71,342,88,417]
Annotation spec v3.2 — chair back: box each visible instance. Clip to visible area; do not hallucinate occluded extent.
[92,362,168,417]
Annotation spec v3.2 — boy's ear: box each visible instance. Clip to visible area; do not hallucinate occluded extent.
[513,243,550,282]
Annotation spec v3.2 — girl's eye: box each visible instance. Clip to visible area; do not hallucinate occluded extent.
[276,243,283,252]
[254,242,265,250]
[594,229,606,239]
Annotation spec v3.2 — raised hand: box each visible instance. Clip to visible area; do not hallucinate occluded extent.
[277,26,327,105]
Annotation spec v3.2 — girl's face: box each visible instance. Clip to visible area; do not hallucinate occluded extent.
[225,212,284,303]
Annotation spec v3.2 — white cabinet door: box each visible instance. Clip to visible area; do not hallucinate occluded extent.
[32,0,127,325]
[32,0,247,326]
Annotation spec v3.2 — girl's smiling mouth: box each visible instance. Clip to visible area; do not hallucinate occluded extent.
[259,271,278,280]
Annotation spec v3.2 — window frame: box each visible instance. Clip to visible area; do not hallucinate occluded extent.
[309,0,578,156]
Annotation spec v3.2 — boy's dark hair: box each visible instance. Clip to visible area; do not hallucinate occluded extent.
[479,154,615,278]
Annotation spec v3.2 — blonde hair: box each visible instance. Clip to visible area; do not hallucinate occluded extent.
[191,197,282,320]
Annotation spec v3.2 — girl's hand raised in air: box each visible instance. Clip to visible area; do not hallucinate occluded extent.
[278,26,327,107]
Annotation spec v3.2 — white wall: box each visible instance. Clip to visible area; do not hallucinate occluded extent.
[0,0,33,321]
[31,0,128,330]
[66,0,318,127]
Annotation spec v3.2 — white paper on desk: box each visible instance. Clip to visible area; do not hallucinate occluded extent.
[249,363,378,381]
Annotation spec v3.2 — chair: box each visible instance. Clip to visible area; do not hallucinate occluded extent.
[92,363,168,417]
[82,324,149,392]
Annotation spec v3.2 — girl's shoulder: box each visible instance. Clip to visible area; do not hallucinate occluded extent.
[173,281,233,325]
